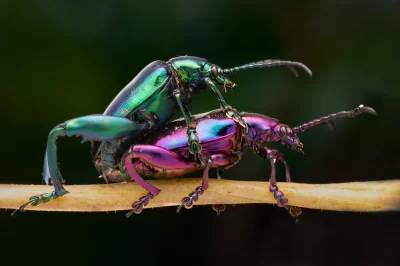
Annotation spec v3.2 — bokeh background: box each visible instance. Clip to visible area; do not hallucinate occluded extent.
[1,1,399,265]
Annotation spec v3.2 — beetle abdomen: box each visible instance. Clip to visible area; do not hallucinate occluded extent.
[104,60,172,117]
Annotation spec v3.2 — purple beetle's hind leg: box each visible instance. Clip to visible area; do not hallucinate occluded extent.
[124,144,199,217]
[176,158,213,213]
[124,156,159,218]
[212,169,226,215]
[177,154,235,213]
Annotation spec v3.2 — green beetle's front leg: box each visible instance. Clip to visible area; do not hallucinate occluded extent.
[205,78,248,135]
[172,89,202,159]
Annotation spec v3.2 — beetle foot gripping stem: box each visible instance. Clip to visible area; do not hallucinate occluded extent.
[212,169,226,215]
[269,183,302,223]
[176,158,213,213]
[176,186,204,213]
[224,106,248,135]
[212,204,226,215]
[126,193,155,218]
[11,191,58,217]
[289,206,303,224]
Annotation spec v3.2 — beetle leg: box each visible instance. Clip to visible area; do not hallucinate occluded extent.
[134,109,159,129]
[96,163,130,183]
[124,144,200,216]
[205,78,248,135]
[216,168,223,179]
[255,146,302,222]
[224,105,248,135]
[100,165,109,183]
[172,89,203,159]
[177,154,235,213]
[264,148,292,183]
[11,191,59,216]
[176,158,212,213]
[212,168,226,215]
[42,115,148,197]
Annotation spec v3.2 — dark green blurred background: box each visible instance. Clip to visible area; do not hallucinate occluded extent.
[1,1,399,265]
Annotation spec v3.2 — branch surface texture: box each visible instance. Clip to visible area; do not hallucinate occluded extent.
[0,179,399,212]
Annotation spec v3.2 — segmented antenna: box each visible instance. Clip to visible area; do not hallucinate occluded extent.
[292,105,377,134]
[223,59,312,78]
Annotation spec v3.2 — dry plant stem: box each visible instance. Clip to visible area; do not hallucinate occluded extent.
[0,179,399,212]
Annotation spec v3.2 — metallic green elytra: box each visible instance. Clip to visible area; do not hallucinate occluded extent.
[104,61,171,117]
[39,55,312,199]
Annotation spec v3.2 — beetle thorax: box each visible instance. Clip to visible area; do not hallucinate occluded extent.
[241,113,279,147]
[168,56,208,85]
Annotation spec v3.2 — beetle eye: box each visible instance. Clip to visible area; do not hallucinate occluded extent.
[211,65,218,77]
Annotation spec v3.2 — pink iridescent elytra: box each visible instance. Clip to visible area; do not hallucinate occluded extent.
[121,105,376,217]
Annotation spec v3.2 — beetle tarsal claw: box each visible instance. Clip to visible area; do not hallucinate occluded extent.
[177,186,204,213]
[212,204,226,215]
[126,193,155,218]
[224,108,248,134]
[187,128,202,156]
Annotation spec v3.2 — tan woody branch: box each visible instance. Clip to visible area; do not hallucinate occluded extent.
[0,179,399,213]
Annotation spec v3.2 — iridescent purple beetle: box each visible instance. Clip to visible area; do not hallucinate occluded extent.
[13,104,376,219]
[119,104,376,218]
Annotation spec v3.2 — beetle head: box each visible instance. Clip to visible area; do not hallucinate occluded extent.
[246,119,304,154]
[169,56,237,93]
[207,63,236,92]
[272,124,304,154]
[186,61,236,93]
[282,134,304,154]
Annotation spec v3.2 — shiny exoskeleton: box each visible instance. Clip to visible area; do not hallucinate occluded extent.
[13,104,376,217]
[41,56,312,198]
[120,104,376,218]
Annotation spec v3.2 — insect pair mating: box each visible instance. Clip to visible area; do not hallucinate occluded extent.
[13,56,376,220]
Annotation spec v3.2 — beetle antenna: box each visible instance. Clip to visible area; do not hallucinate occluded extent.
[223,59,312,78]
[292,105,377,134]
